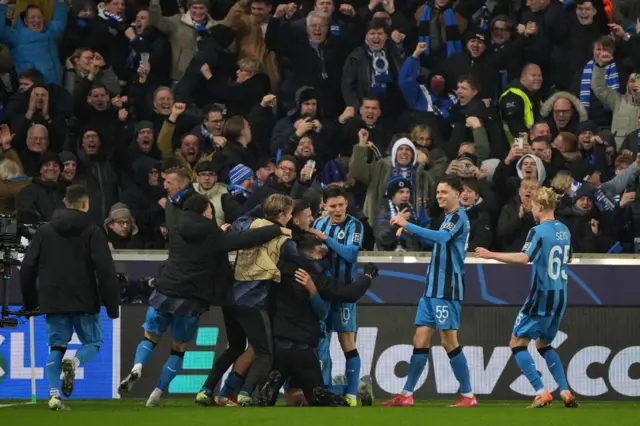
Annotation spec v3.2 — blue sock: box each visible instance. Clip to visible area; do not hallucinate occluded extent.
[513,347,543,391]
[344,349,361,396]
[403,348,428,393]
[326,384,348,396]
[216,371,245,397]
[448,347,472,394]
[75,345,99,365]
[134,340,156,367]
[46,348,64,395]
[539,347,568,391]
[156,351,184,391]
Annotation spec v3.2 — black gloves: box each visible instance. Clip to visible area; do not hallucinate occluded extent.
[363,263,379,279]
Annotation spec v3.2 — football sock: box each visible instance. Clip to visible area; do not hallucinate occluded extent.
[326,384,347,396]
[402,347,429,394]
[46,347,64,396]
[320,354,332,387]
[513,346,543,392]
[344,349,361,397]
[156,351,184,391]
[216,371,245,397]
[133,339,156,369]
[538,346,569,392]
[448,346,473,396]
[75,345,99,366]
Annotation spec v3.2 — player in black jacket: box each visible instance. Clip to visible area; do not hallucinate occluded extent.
[257,234,379,407]
[118,193,290,407]
[21,185,120,411]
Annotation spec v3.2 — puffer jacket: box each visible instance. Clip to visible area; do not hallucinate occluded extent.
[0,2,67,84]
[591,65,640,149]
[540,91,588,138]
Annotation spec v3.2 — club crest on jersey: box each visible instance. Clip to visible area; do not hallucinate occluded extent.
[444,222,455,231]
[338,230,345,240]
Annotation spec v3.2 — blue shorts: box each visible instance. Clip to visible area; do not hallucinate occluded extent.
[415,297,461,330]
[326,302,356,333]
[512,311,563,344]
[142,306,201,343]
[45,313,102,348]
[318,329,332,386]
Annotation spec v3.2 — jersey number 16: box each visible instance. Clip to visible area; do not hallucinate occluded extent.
[548,245,570,280]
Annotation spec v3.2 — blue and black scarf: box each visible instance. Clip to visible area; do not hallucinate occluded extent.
[168,186,189,204]
[418,6,461,57]
[390,164,430,226]
[580,59,619,112]
[228,184,251,198]
[365,43,391,97]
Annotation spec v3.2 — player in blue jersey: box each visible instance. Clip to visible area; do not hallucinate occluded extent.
[382,176,477,407]
[309,186,369,407]
[475,186,578,408]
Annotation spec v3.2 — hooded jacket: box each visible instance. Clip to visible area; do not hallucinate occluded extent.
[16,177,65,224]
[540,91,588,137]
[153,210,282,307]
[20,208,120,317]
[349,138,442,226]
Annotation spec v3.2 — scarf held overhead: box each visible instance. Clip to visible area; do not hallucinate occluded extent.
[580,60,619,111]
[418,6,461,57]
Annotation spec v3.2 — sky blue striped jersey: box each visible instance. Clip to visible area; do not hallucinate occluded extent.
[404,208,470,301]
[521,220,572,317]
[313,215,363,284]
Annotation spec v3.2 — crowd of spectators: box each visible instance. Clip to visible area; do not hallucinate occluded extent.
[1,0,640,253]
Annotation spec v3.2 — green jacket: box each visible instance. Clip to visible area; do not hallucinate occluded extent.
[349,145,445,226]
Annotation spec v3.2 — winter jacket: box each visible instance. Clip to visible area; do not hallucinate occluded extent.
[592,65,640,149]
[496,195,537,252]
[20,208,120,317]
[0,2,67,85]
[540,91,588,138]
[154,210,282,306]
[373,198,421,251]
[157,120,215,180]
[16,178,65,224]
[149,1,218,81]
[193,181,228,226]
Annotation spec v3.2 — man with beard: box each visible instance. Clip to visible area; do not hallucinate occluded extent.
[342,19,405,118]
[500,63,544,144]
[158,102,214,179]
[16,150,65,223]
[73,83,127,149]
[592,49,640,149]
[271,87,327,156]
[193,160,228,226]
[540,91,588,138]
[244,155,298,209]
[128,121,160,164]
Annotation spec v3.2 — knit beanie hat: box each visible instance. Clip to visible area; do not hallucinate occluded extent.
[229,164,254,186]
[386,176,412,198]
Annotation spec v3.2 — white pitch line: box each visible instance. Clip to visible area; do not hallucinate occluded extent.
[0,402,37,408]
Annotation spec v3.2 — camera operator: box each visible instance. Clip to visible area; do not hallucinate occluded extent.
[20,184,120,411]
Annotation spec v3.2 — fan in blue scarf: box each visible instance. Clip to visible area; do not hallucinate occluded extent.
[417,4,462,57]
[580,59,619,111]
[228,164,254,197]
[389,138,430,226]
[365,43,391,97]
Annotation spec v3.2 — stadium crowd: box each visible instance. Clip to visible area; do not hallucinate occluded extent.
[0,0,640,255]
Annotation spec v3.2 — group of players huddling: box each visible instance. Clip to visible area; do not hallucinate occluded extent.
[24,175,579,410]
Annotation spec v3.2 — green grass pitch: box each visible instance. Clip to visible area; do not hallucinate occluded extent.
[1,400,639,426]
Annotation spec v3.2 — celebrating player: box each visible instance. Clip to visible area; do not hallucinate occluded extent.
[382,176,477,407]
[309,186,369,407]
[475,187,578,408]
